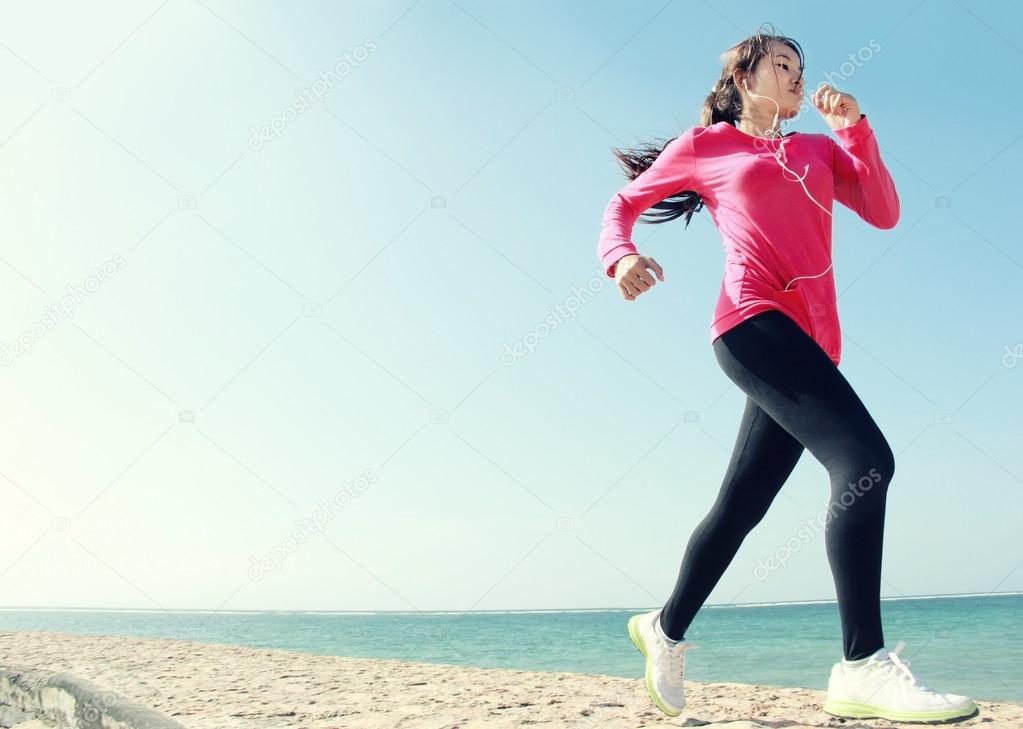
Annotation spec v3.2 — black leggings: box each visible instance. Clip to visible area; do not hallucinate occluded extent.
[660,309,895,661]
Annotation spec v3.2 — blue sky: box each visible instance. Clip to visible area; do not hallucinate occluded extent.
[0,0,1020,613]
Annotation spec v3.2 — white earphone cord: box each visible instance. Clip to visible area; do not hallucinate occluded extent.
[743,79,832,292]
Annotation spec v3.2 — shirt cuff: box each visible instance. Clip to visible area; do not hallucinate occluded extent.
[833,113,871,144]
[601,242,639,278]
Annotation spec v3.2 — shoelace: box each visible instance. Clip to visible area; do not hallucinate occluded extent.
[658,640,700,688]
[871,640,934,693]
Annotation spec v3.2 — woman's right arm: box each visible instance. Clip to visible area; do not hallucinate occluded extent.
[597,126,700,278]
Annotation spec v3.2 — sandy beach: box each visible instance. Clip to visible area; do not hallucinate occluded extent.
[0,630,1020,728]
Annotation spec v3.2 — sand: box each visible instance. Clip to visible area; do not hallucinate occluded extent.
[0,630,1019,728]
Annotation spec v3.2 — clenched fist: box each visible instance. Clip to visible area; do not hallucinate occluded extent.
[811,82,862,131]
[614,254,665,301]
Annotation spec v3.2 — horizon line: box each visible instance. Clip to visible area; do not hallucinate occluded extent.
[1,589,1020,615]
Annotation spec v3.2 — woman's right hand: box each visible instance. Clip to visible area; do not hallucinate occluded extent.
[614,254,664,301]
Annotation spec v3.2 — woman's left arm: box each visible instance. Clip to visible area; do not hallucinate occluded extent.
[814,84,901,230]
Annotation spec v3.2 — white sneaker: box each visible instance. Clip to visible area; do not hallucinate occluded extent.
[823,640,979,723]
[627,609,700,717]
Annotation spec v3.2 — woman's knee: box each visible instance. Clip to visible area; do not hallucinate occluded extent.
[865,436,895,486]
[706,492,774,538]
[833,438,895,500]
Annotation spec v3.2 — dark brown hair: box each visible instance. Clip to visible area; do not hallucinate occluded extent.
[608,24,804,229]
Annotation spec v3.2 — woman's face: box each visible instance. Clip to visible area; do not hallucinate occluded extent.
[738,41,805,119]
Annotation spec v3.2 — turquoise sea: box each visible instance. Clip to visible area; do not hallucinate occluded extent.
[2,592,1020,702]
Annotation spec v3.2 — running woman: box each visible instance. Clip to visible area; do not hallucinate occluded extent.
[599,27,979,723]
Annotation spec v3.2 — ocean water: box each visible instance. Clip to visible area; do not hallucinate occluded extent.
[2,592,1020,702]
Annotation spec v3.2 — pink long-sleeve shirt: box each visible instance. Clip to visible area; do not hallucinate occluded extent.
[597,113,900,366]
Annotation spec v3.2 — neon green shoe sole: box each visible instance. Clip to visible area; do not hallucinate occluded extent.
[823,697,979,723]
[627,613,682,717]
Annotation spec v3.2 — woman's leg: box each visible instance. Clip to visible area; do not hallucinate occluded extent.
[659,393,805,641]
[665,309,895,661]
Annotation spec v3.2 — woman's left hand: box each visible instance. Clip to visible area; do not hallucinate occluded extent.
[812,83,862,130]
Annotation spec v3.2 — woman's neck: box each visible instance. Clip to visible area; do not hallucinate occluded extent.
[737,111,786,138]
